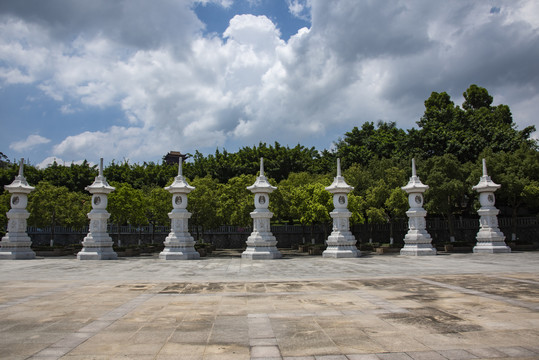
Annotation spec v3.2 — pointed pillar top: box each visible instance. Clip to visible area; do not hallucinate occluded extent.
[482,158,487,177]
[99,158,104,177]
[260,157,264,177]
[412,158,417,177]
[18,158,24,177]
[178,157,183,177]
[337,158,341,177]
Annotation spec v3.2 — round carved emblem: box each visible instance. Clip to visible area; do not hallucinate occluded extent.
[338,195,346,205]
[259,195,266,204]
[175,195,182,205]
[93,196,101,205]
[415,195,422,204]
[12,196,19,205]
[488,194,494,203]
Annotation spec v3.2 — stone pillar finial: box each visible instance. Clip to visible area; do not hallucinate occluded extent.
[178,157,183,177]
[18,158,24,177]
[412,158,416,177]
[99,158,104,177]
[337,158,341,177]
[260,157,264,177]
[482,158,487,177]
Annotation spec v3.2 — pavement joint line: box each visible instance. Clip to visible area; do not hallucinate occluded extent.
[412,277,539,311]
[27,292,157,360]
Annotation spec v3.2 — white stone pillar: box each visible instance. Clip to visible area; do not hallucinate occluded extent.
[323,159,360,258]
[0,159,36,260]
[160,158,199,260]
[400,159,436,256]
[242,158,281,259]
[77,158,118,260]
[472,159,510,253]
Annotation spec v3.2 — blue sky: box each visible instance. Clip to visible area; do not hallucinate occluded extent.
[1,0,538,168]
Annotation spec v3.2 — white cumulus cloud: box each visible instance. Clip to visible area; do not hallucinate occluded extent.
[9,134,51,152]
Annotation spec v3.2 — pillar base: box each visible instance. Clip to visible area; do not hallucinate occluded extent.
[400,244,437,256]
[77,234,117,260]
[242,246,282,259]
[77,247,118,260]
[473,241,511,253]
[159,247,200,260]
[322,245,360,258]
[0,248,36,260]
[0,235,35,260]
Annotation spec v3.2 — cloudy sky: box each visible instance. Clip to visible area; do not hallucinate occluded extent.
[1,0,538,168]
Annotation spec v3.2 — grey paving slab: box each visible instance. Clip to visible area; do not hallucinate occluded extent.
[497,346,538,357]
[375,353,413,360]
[436,349,478,359]
[405,350,447,360]
[0,252,537,359]
[465,347,507,358]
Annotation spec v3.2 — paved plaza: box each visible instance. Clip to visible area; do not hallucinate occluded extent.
[0,251,538,360]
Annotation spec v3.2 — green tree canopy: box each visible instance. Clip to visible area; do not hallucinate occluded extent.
[336,121,408,168]
[414,84,536,163]
[189,176,223,236]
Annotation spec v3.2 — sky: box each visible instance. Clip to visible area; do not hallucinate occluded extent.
[1,0,538,168]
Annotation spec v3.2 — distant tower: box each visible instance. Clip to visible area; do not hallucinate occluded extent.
[323,159,360,258]
[0,159,36,260]
[472,159,510,253]
[159,158,199,260]
[400,159,436,256]
[163,151,188,165]
[77,158,118,260]
[242,158,282,259]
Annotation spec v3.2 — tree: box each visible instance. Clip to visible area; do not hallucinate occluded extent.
[144,186,170,243]
[295,182,333,242]
[218,174,257,227]
[189,176,223,240]
[42,161,97,193]
[0,191,11,236]
[27,181,90,245]
[0,152,9,168]
[475,147,539,240]
[336,121,408,168]
[421,155,472,242]
[108,182,148,243]
[415,85,536,163]
[272,172,330,224]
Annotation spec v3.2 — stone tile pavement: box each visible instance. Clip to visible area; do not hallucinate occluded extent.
[0,252,538,359]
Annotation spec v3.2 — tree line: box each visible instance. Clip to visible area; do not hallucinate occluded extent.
[1,85,538,242]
